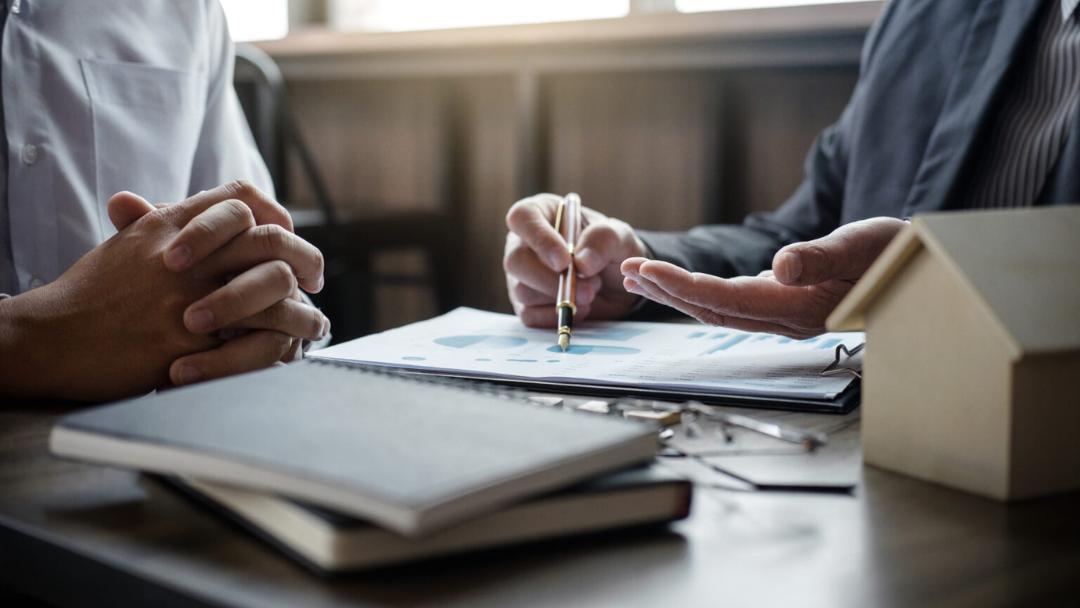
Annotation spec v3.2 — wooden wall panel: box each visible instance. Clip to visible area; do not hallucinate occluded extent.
[285,79,445,215]
[281,66,859,332]
[725,68,858,220]
[457,77,521,314]
[544,72,719,232]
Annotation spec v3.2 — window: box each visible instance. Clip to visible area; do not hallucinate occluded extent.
[677,0,870,12]
[218,0,872,40]
[328,0,630,33]
[219,0,289,42]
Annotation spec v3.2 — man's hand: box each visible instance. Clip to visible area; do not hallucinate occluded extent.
[0,182,329,401]
[504,193,647,327]
[1,191,226,400]
[620,217,907,338]
[109,181,329,387]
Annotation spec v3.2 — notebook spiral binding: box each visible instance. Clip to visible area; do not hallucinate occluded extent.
[305,358,572,412]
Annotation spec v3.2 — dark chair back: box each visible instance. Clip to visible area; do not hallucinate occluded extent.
[234,43,339,228]
[233,44,462,341]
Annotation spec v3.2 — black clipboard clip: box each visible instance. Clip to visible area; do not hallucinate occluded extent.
[821,343,864,379]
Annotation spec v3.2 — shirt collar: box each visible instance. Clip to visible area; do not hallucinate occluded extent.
[1064,0,1080,21]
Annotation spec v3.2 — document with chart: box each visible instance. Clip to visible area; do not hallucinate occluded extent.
[310,308,865,409]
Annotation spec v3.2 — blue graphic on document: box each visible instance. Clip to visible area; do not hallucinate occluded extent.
[572,327,649,342]
[435,335,528,349]
[547,345,641,356]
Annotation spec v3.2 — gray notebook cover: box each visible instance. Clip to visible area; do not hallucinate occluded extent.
[52,360,657,535]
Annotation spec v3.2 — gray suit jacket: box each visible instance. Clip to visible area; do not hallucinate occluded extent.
[640,0,1078,278]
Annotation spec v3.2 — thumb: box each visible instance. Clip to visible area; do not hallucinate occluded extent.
[773,218,906,286]
[107,191,156,231]
[575,217,644,278]
[575,222,624,277]
[506,194,571,272]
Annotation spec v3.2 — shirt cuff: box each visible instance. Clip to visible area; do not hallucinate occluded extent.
[298,291,331,352]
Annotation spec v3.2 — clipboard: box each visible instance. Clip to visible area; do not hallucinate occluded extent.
[333,343,865,415]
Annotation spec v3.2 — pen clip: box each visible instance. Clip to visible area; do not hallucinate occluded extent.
[563,193,581,253]
[554,198,566,238]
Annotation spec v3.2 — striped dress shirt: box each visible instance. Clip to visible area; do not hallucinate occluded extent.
[966,0,1080,208]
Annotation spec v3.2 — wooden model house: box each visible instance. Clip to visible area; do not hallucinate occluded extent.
[828,206,1080,501]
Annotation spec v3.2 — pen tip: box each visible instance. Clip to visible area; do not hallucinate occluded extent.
[558,335,569,352]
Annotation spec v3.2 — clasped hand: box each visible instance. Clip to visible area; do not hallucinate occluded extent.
[20,181,327,400]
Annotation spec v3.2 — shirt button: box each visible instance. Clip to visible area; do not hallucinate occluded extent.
[21,144,39,165]
[29,277,44,289]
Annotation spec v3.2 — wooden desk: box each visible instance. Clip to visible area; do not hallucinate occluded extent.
[2,403,1078,607]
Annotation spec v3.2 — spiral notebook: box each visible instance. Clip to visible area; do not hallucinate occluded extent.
[49,360,658,537]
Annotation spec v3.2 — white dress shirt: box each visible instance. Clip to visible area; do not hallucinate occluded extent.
[0,0,271,296]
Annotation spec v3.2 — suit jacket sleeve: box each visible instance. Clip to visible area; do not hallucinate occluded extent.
[636,0,899,279]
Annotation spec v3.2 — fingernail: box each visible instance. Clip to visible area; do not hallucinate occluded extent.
[164,244,192,271]
[186,308,215,333]
[316,275,325,293]
[576,248,601,273]
[776,251,802,283]
[176,364,201,385]
[546,250,566,272]
[320,316,331,338]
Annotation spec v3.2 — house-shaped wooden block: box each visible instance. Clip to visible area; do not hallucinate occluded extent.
[827,206,1080,501]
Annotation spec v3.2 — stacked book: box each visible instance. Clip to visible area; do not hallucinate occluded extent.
[49,360,691,573]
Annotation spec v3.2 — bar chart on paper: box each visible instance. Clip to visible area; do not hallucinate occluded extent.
[311,308,865,402]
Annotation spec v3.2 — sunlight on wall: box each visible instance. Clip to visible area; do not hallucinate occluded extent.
[678,0,869,12]
[219,0,289,42]
[329,0,630,32]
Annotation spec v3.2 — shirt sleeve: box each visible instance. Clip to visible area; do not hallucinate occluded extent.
[636,0,900,279]
[187,1,275,197]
